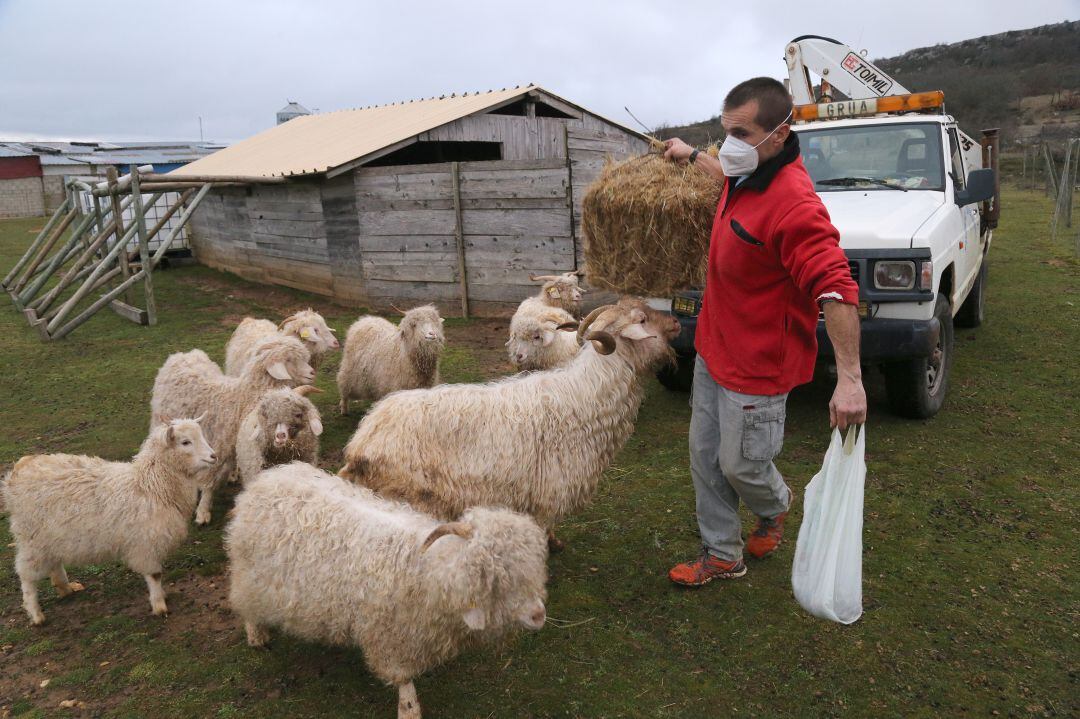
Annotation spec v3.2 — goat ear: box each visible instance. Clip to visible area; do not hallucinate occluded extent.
[620,323,654,341]
[299,327,313,341]
[250,424,262,442]
[165,424,176,445]
[462,607,486,631]
[158,412,173,425]
[309,415,323,436]
[541,329,556,346]
[266,361,292,381]
[547,287,561,299]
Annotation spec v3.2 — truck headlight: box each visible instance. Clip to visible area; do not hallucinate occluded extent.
[873,260,916,290]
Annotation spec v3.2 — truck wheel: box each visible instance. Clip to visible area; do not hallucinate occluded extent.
[657,353,695,392]
[883,294,954,419]
[954,259,987,328]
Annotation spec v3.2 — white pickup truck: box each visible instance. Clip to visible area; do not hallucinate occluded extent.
[663,36,1000,418]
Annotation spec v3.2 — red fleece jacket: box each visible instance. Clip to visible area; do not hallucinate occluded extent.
[695,144,858,396]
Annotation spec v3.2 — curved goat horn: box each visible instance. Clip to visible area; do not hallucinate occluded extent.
[422,522,474,551]
[277,314,298,331]
[529,274,561,282]
[576,304,617,343]
[585,330,617,355]
[293,385,324,397]
[555,321,579,331]
[390,304,408,316]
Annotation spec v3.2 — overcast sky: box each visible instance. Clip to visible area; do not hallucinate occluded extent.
[1,0,1076,143]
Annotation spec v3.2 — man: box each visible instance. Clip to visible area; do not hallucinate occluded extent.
[663,77,866,586]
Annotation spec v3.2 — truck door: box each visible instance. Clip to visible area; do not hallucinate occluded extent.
[948,126,980,309]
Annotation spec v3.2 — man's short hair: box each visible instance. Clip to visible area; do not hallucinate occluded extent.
[724,77,793,130]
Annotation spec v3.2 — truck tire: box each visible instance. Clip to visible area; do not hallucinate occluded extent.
[954,259,987,328]
[883,294,954,419]
[657,353,695,392]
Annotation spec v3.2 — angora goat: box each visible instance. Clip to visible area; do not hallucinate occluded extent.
[235,385,323,485]
[150,334,314,525]
[339,298,681,549]
[226,462,547,719]
[336,305,445,415]
[224,309,338,376]
[3,418,215,624]
[506,304,580,371]
[528,270,585,317]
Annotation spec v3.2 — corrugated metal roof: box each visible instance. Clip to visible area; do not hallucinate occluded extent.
[173,85,645,178]
[0,145,34,158]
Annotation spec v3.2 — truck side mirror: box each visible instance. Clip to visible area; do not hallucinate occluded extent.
[955,168,995,206]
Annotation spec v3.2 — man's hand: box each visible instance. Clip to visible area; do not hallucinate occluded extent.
[830,375,867,431]
[822,301,867,431]
[664,138,694,163]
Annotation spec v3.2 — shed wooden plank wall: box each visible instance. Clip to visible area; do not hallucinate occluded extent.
[190,182,333,296]
[188,107,649,316]
[354,158,574,315]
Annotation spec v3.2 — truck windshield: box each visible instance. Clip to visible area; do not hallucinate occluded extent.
[796,123,944,192]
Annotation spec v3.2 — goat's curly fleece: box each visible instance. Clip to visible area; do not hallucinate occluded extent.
[3,420,211,621]
[235,388,320,484]
[340,299,679,530]
[336,305,444,409]
[226,463,547,687]
[224,309,333,375]
[150,335,312,523]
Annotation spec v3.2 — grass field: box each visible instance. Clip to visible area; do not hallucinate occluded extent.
[0,186,1076,718]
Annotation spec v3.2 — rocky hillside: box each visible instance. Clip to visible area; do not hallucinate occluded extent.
[658,20,1080,146]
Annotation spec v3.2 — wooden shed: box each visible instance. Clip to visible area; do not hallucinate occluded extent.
[176,85,649,316]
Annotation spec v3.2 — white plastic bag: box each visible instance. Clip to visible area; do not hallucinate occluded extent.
[791,425,865,624]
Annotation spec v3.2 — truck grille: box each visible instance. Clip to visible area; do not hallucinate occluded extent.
[849,261,860,285]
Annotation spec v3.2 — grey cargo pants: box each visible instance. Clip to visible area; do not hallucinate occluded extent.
[689,356,792,561]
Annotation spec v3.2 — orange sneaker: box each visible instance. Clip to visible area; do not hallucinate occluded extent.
[746,512,788,559]
[668,549,747,586]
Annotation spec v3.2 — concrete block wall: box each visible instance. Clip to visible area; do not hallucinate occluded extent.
[0,176,45,218]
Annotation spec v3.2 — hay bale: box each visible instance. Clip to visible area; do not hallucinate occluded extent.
[582,152,722,297]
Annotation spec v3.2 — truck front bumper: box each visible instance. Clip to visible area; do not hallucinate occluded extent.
[667,313,940,362]
[816,316,940,361]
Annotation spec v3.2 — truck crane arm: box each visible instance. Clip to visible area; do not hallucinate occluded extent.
[785,35,910,104]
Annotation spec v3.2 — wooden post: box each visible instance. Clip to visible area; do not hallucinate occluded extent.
[1043,143,1058,198]
[450,162,469,319]
[129,168,156,325]
[49,185,210,339]
[564,125,578,270]
[11,207,77,294]
[107,167,135,304]
[18,207,102,305]
[2,198,71,288]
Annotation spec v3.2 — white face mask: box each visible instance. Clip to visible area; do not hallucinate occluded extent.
[718,111,793,177]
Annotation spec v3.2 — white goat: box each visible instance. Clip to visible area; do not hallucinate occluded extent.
[150,334,314,525]
[506,304,580,371]
[528,270,586,317]
[336,305,445,415]
[3,418,216,625]
[339,298,682,550]
[235,385,323,485]
[224,309,339,376]
[226,462,547,719]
